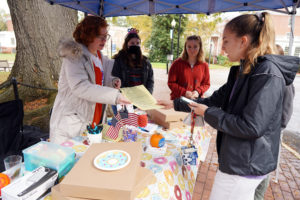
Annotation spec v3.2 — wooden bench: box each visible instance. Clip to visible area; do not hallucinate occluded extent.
[0,60,12,72]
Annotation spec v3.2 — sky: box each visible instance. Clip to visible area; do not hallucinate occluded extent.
[0,0,9,14]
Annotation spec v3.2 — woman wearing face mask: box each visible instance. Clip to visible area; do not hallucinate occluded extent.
[168,35,210,100]
[111,28,154,93]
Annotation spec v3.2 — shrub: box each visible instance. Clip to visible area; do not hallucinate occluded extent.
[217,55,236,67]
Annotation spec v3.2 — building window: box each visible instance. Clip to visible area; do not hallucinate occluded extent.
[295,47,300,57]
[11,38,15,45]
[284,47,289,55]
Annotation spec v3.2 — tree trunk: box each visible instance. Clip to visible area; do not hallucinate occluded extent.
[0,0,77,102]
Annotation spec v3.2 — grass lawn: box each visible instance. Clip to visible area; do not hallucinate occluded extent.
[0,72,10,84]
[0,53,16,62]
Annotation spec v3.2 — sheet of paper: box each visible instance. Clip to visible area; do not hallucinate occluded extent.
[120,85,164,110]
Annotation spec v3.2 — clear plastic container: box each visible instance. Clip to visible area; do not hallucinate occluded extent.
[22,141,75,178]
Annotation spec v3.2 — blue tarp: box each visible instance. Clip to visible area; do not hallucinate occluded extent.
[46,0,299,17]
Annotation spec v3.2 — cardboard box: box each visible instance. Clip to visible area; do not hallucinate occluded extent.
[60,142,144,200]
[147,108,188,122]
[52,167,154,200]
[52,185,87,200]
[150,114,186,129]
[147,108,188,129]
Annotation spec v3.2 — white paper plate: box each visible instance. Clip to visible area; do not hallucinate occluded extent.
[93,150,131,171]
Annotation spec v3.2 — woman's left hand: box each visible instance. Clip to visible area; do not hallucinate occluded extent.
[191,90,199,99]
[113,78,121,89]
[188,102,208,117]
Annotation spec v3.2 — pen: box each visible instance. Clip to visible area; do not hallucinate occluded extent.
[138,127,149,132]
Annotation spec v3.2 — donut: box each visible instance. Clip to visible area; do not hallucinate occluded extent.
[72,145,88,153]
[154,157,168,164]
[190,170,195,182]
[61,141,74,147]
[158,182,169,199]
[141,153,152,160]
[174,185,182,200]
[164,150,172,156]
[151,194,161,200]
[177,174,185,190]
[136,187,150,198]
[182,165,188,179]
[188,180,194,193]
[175,153,183,166]
[149,164,163,174]
[167,143,176,149]
[164,169,174,185]
[169,161,179,175]
[185,191,192,200]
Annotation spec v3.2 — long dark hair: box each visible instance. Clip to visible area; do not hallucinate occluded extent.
[113,32,143,68]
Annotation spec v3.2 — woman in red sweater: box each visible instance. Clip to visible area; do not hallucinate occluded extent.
[168,35,210,100]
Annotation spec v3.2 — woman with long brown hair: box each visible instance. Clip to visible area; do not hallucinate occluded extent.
[168,35,210,100]
[159,12,299,200]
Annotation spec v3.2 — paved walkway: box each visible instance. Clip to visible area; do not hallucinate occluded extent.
[152,68,300,200]
[191,128,300,200]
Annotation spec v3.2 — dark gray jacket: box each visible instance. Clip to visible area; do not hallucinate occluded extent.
[112,54,154,94]
[174,55,299,176]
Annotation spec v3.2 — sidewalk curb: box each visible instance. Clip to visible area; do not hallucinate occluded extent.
[282,142,300,160]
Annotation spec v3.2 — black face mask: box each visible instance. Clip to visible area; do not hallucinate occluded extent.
[128,45,141,58]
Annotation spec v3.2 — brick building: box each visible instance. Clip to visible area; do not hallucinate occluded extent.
[0,16,16,53]
[210,10,300,59]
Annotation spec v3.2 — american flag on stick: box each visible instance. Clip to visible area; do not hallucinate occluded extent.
[105,115,122,140]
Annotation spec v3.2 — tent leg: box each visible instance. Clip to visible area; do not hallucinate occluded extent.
[274,132,283,183]
[288,6,296,55]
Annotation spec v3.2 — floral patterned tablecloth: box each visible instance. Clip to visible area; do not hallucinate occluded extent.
[134,125,211,200]
[45,125,211,200]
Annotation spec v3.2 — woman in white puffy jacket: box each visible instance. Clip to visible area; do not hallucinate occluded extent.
[50,16,130,144]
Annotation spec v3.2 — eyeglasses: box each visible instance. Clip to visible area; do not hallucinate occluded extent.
[96,34,111,41]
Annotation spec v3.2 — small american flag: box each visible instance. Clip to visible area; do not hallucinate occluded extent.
[105,116,122,140]
[105,112,139,140]
[120,113,139,127]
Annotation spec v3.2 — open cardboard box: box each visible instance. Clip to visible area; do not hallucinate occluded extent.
[147,108,188,122]
[60,142,148,200]
[52,167,154,200]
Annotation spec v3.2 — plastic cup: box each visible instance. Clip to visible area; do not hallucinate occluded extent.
[3,155,22,180]
[88,132,102,144]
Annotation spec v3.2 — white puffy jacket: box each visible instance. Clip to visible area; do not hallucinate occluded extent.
[50,39,120,144]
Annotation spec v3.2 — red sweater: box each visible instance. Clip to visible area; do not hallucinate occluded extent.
[168,58,210,100]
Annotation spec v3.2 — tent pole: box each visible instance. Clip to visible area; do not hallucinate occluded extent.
[288,2,297,55]
[288,13,295,55]
[176,14,182,59]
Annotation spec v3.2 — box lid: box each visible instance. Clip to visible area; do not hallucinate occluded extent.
[147,108,188,122]
[60,142,143,200]
[52,166,154,200]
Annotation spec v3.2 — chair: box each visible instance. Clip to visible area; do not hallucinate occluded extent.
[0,78,48,171]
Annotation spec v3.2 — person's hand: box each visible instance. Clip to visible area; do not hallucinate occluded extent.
[185,91,193,99]
[112,78,121,89]
[157,99,174,110]
[188,102,208,117]
[117,94,131,105]
[191,90,199,99]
